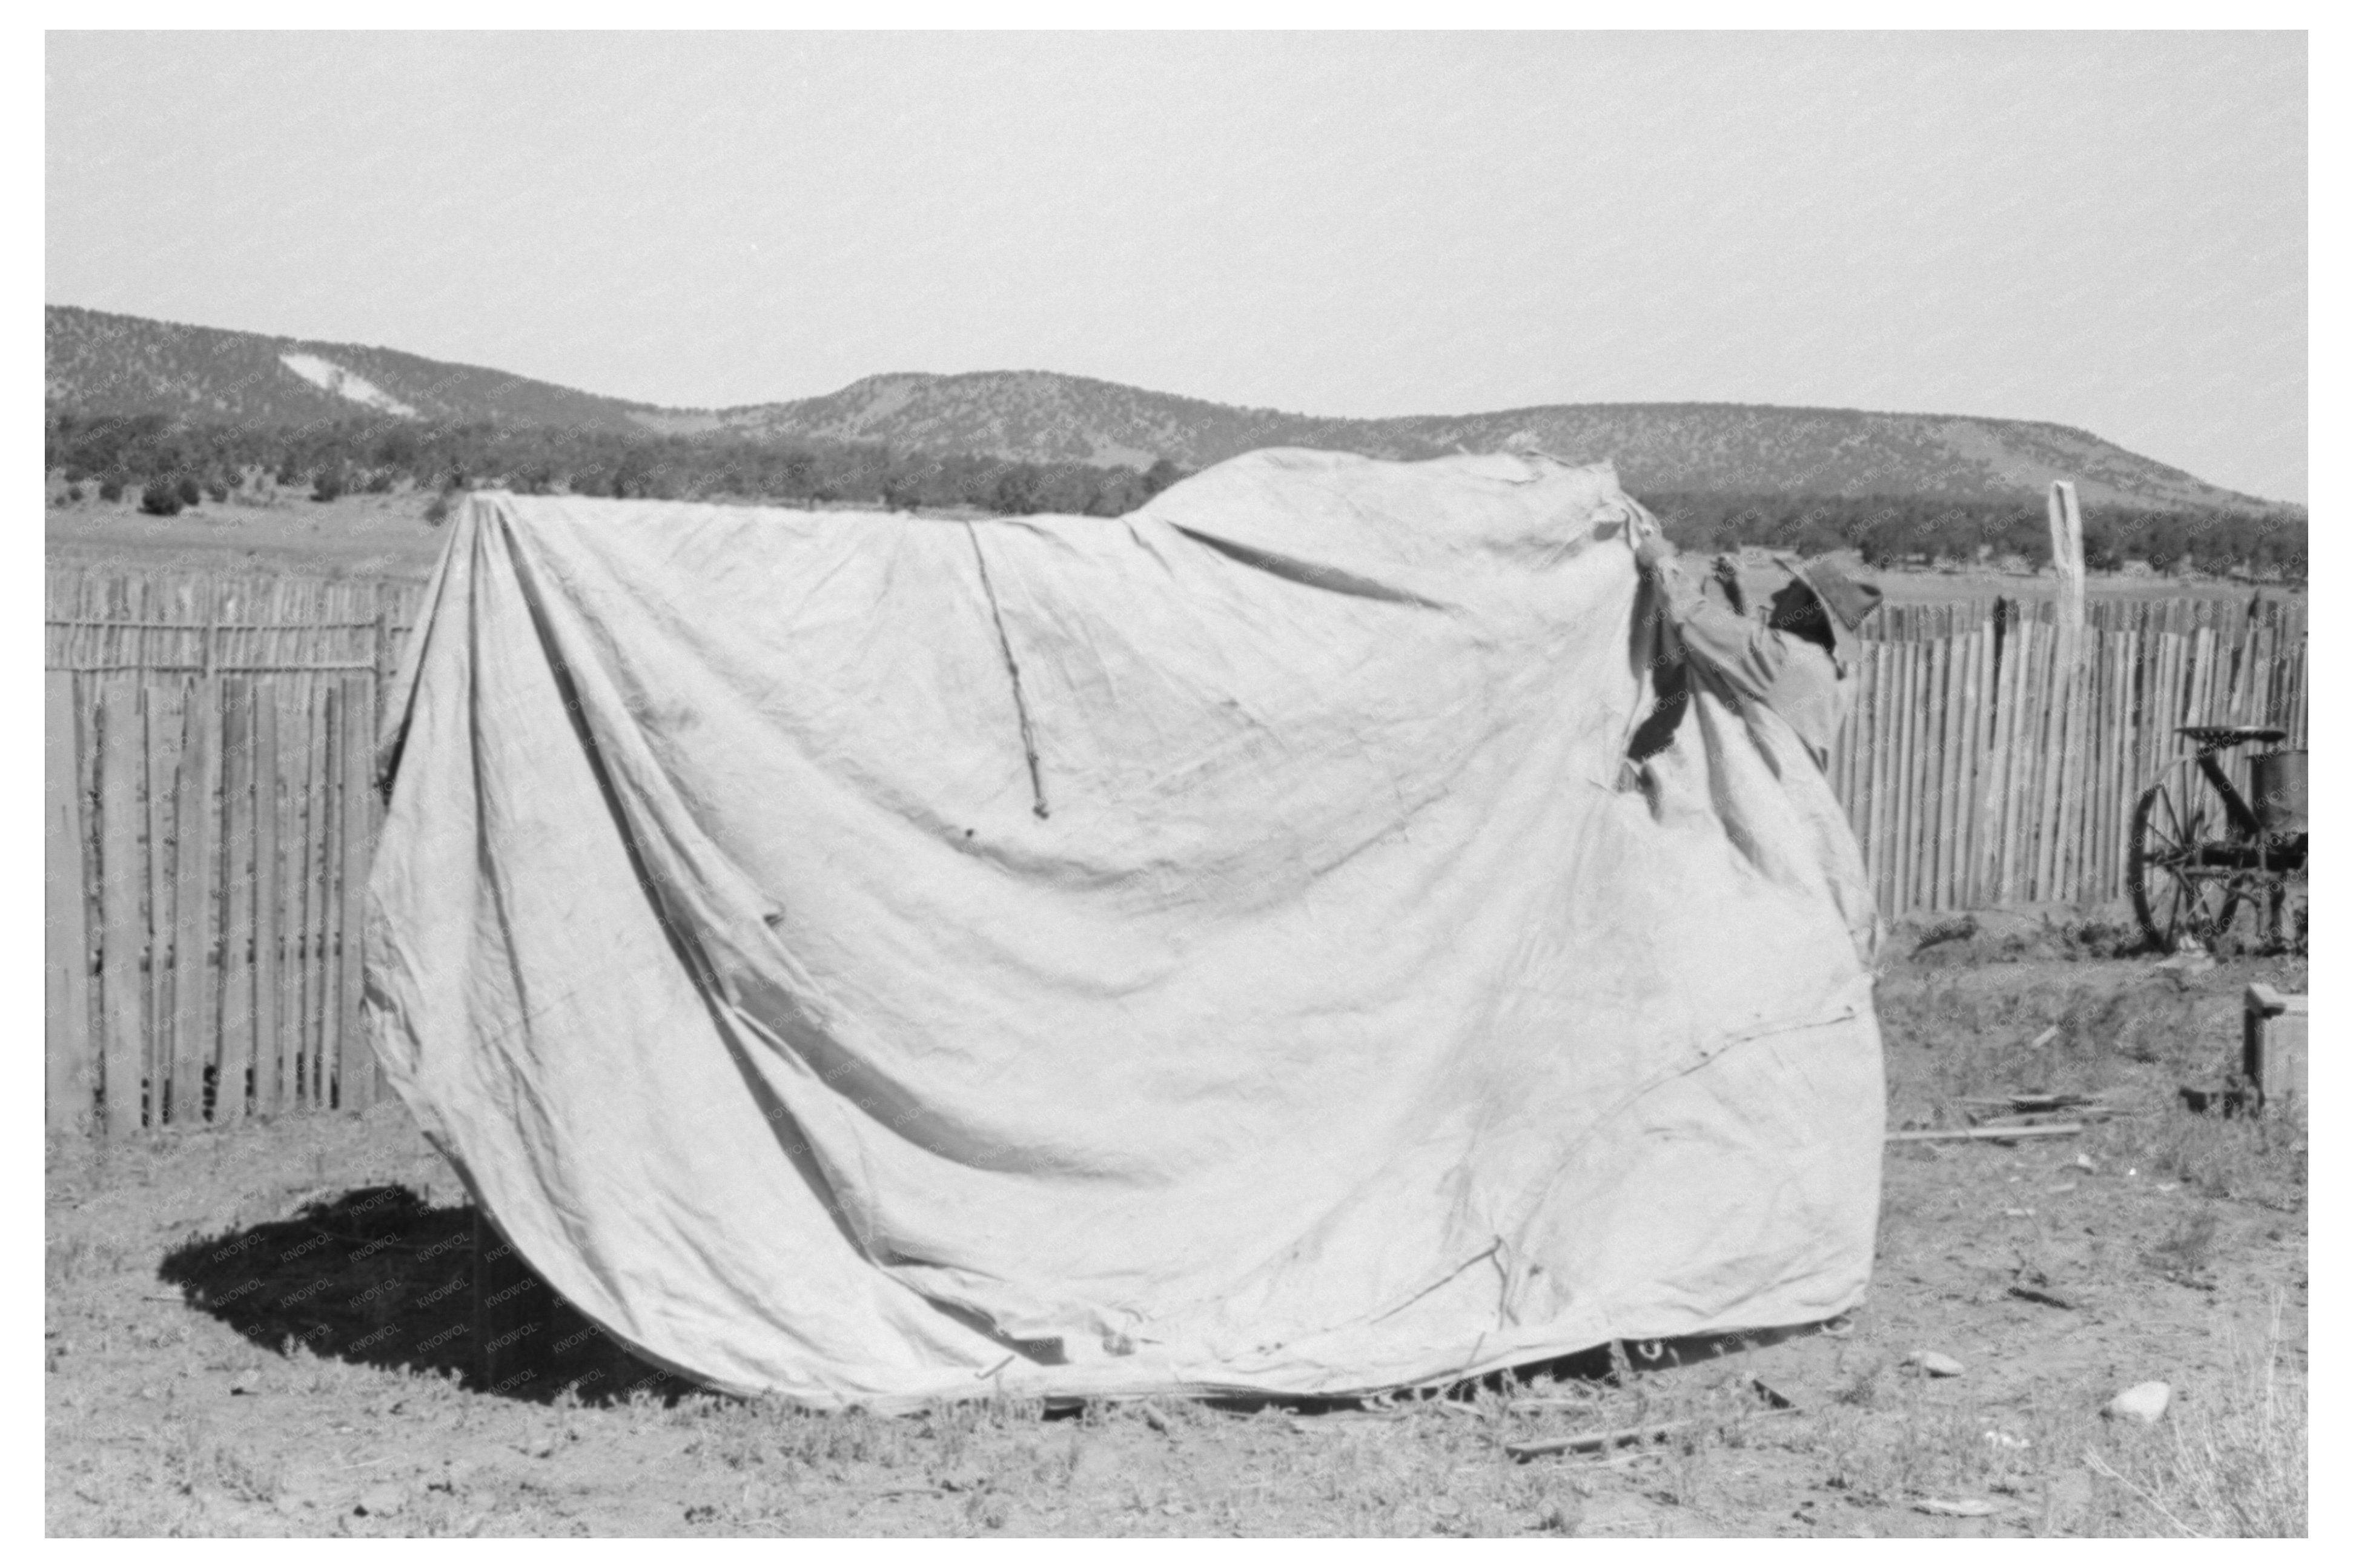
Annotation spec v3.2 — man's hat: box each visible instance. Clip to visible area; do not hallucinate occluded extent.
[1767,552,1882,660]
[1785,556,1884,633]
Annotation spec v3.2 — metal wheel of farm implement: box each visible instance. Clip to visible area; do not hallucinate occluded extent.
[2129,759,2249,954]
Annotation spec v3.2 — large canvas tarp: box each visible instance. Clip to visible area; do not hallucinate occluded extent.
[368,449,1884,1408]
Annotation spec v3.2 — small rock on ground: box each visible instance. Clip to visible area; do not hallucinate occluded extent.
[2106,1381,2171,1423]
[1907,1351,1965,1377]
[356,1482,408,1518]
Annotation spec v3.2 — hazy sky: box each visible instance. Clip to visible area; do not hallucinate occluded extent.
[47,31,2306,501]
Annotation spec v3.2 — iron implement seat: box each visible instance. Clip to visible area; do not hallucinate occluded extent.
[2177,725,2287,752]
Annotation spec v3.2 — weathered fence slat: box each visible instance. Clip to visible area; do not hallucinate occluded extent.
[2042,650,2074,902]
[2091,632,2113,899]
[1964,627,1991,906]
[1939,637,1963,909]
[1929,630,1948,904]
[1868,643,1893,913]
[2069,653,2094,901]
[171,678,222,1123]
[96,680,148,1135]
[2148,631,2176,795]
[47,673,94,1134]
[1994,617,2028,901]
[1933,637,1954,910]
[254,688,285,1117]
[1890,642,1913,915]
[296,680,328,1109]
[2017,619,2048,899]
[1902,640,1928,915]
[1963,626,1990,906]
[2122,626,2142,887]
[1885,644,1908,914]
[2291,623,2308,744]
[2031,615,2062,900]
[1910,630,1929,904]
[219,680,256,1125]
[339,676,376,1111]
[1977,616,2007,905]
[315,681,342,1109]
[1838,640,1864,823]
[1907,641,1930,913]
[279,683,309,1111]
[1909,639,1930,913]
[144,683,184,1120]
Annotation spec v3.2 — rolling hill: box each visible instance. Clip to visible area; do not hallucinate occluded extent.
[47,305,2280,511]
[45,305,658,434]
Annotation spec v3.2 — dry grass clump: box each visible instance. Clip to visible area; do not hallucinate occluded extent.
[2088,1297,2305,1537]
[2126,1102,2306,1212]
[1875,973,2178,1115]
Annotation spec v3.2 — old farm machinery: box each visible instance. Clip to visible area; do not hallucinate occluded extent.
[2129,726,2308,954]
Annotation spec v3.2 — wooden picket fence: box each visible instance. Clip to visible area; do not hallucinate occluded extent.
[45,571,426,1137]
[42,564,2308,1136]
[1827,594,2308,917]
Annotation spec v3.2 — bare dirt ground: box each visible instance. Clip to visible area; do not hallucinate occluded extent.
[44,916,2307,1538]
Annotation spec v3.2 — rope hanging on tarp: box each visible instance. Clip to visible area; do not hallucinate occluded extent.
[964,522,1051,820]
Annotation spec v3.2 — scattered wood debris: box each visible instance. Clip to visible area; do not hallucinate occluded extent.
[1915,1497,1998,1518]
[1954,1090,2121,1133]
[1888,1123,2084,1145]
[1507,1376,1790,1417]
[2007,1284,2075,1311]
[1503,1406,1800,1461]
[2177,1083,2252,1117]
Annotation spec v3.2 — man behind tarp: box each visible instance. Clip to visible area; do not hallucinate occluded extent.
[1631,529,1884,772]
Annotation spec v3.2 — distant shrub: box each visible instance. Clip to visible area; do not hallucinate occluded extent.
[363,468,395,494]
[1086,468,1152,516]
[98,477,124,502]
[878,473,921,512]
[990,468,1040,515]
[205,477,230,504]
[423,489,455,526]
[139,478,185,517]
[372,426,421,468]
[65,483,82,503]
[176,474,202,507]
[311,466,346,502]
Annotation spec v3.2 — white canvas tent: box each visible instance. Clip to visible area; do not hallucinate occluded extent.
[367,448,1884,1408]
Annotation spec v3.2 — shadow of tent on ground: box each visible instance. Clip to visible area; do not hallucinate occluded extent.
[156,1184,697,1408]
[157,1183,1838,1414]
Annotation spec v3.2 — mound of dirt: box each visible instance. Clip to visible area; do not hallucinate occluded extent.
[1897,906,2147,968]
